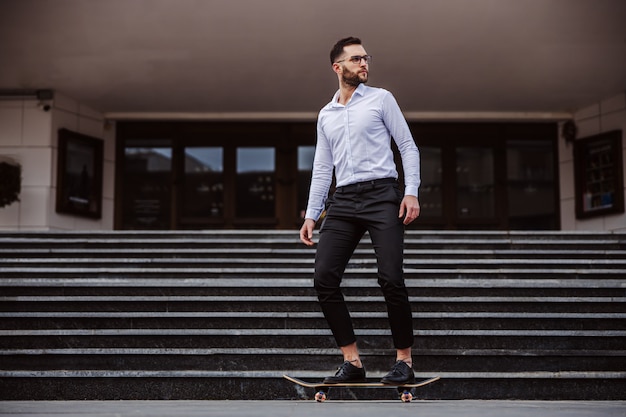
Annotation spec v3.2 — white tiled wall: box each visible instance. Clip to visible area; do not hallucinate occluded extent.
[559,92,626,231]
[0,93,115,230]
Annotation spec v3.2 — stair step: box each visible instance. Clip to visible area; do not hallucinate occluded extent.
[3,258,626,268]
[0,230,624,400]
[1,277,624,287]
[2,248,625,260]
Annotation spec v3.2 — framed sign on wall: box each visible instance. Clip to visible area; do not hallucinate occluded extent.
[56,128,104,219]
[574,130,624,219]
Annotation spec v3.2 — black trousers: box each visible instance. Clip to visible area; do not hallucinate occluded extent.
[313,179,414,349]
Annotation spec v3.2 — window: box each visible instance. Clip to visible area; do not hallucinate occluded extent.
[182,147,224,218]
[236,147,276,218]
[507,140,557,229]
[419,147,443,218]
[122,140,172,229]
[456,147,495,219]
[297,146,315,218]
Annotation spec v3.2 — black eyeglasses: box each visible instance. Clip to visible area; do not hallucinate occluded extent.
[335,55,372,65]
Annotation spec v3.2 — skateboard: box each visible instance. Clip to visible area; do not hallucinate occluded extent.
[283,374,440,402]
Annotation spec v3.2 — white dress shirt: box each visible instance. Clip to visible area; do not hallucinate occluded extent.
[305,83,421,221]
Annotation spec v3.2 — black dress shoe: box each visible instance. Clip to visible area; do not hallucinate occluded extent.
[381,361,415,384]
[323,361,367,384]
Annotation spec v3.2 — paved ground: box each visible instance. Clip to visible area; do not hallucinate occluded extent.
[0,401,624,417]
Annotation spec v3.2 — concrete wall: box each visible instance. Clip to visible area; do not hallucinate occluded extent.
[0,93,115,230]
[559,92,626,231]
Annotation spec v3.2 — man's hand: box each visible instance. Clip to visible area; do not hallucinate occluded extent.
[399,195,420,225]
[299,218,316,246]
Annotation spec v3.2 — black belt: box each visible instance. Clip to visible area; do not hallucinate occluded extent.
[336,177,397,193]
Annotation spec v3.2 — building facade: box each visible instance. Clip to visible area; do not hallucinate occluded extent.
[1,92,624,231]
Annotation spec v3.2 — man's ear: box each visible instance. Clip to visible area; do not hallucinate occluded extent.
[332,63,342,74]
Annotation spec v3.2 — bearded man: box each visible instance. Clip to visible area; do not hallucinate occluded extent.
[299,36,422,384]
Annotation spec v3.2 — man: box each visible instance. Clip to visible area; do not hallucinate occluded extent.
[299,37,421,385]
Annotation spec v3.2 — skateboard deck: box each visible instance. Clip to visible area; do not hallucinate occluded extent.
[283,374,440,402]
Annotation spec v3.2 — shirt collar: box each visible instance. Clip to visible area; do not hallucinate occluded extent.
[330,83,367,108]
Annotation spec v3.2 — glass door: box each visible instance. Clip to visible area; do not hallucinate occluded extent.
[418,147,443,219]
[456,146,496,221]
[116,121,558,230]
[235,147,276,222]
[297,146,315,219]
[121,140,173,229]
[410,143,502,230]
[178,147,224,228]
[507,140,557,229]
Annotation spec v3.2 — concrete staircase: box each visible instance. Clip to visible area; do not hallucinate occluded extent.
[0,230,625,400]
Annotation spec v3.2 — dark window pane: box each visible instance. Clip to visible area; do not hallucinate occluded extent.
[236,147,275,218]
[297,146,315,218]
[123,143,172,229]
[456,147,495,218]
[419,147,443,217]
[507,140,556,229]
[182,147,224,218]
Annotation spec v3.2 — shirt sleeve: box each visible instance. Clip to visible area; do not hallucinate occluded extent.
[381,92,421,197]
[304,118,334,221]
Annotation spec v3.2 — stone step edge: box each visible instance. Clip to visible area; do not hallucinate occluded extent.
[2,267,625,274]
[0,236,626,245]
[3,294,624,302]
[2,347,625,356]
[1,247,625,253]
[1,229,622,235]
[2,329,626,337]
[3,258,626,266]
[1,278,624,288]
[0,248,626,260]
[2,311,625,319]
[0,370,624,379]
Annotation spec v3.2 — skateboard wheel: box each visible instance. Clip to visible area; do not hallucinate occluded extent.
[400,391,413,403]
[315,391,327,402]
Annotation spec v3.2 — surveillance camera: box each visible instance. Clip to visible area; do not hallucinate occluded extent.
[37,102,51,112]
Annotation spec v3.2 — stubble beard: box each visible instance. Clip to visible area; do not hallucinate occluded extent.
[342,68,368,87]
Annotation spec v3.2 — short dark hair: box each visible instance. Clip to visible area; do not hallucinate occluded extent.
[330,37,362,64]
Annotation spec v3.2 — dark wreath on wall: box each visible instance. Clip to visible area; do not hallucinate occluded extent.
[56,128,104,219]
